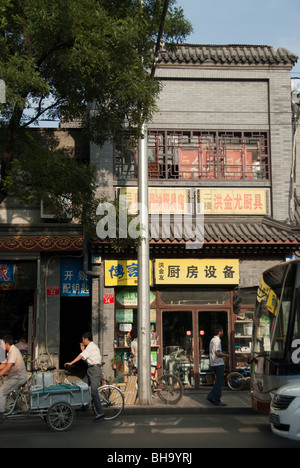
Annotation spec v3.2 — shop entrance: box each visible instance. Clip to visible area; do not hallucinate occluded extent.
[162,311,193,386]
[198,311,228,387]
[0,289,35,355]
[59,296,91,376]
[162,309,229,388]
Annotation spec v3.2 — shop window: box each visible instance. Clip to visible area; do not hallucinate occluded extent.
[234,287,256,368]
[0,261,37,289]
[114,308,158,376]
[160,288,230,306]
[162,311,194,387]
[115,130,269,181]
[234,309,254,367]
[0,290,34,355]
[198,311,229,386]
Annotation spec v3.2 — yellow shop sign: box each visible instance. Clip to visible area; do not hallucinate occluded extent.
[155,259,239,285]
[105,260,152,286]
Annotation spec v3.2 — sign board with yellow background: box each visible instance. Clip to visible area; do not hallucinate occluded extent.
[197,188,270,215]
[155,259,239,285]
[118,187,191,214]
[105,260,152,286]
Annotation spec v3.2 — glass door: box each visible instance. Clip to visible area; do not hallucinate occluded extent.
[162,311,194,387]
[198,311,229,386]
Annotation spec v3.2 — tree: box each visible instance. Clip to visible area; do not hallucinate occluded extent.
[0,0,192,223]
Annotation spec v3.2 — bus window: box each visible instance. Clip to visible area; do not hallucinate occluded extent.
[254,272,281,355]
[271,264,296,360]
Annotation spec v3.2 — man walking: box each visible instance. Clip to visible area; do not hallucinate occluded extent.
[207,326,229,406]
[65,332,105,421]
[0,335,28,423]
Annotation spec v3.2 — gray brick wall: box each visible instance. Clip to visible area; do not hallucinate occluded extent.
[152,79,269,129]
[94,63,294,222]
[151,67,294,222]
[239,258,285,288]
[90,141,115,200]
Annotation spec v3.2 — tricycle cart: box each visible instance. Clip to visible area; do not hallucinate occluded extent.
[30,381,89,431]
[4,380,89,432]
[4,378,124,432]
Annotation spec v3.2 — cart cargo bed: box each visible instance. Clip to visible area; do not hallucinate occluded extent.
[30,382,90,410]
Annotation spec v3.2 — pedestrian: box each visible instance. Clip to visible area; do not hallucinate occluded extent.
[130,328,138,371]
[207,326,229,407]
[0,335,28,423]
[64,332,105,422]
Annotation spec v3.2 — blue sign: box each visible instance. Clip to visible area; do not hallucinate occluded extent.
[60,258,90,297]
[0,262,14,283]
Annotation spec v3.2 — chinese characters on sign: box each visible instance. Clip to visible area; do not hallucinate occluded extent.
[119,188,191,214]
[197,189,270,215]
[60,258,90,297]
[47,286,60,297]
[103,294,115,305]
[0,262,14,283]
[105,260,152,287]
[155,259,239,285]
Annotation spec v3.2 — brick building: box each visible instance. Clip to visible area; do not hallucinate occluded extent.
[0,44,300,388]
[91,45,300,387]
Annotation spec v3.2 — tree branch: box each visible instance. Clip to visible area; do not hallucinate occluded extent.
[21,97,64,128]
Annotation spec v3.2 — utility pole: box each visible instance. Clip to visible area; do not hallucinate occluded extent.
[137,121,151,404]
[137,0,170,405]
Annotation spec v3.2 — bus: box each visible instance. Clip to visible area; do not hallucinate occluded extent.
[251,260,300,414]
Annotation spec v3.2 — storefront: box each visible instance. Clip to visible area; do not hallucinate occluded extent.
[0,227,84,371]
[0,256,39,366]
[105,257,256,389]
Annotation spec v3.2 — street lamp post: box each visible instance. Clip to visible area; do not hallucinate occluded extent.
[137,0,170,405]
[137,121,151,405]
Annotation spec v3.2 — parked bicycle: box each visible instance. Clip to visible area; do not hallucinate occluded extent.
[226,366,251,391]
[113,364,184,404]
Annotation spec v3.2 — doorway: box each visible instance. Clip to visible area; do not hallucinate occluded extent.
[161,309,229,388]
[59,296,91,376]
[0,290,35,354]
[162,311,194,385]
[198,311,228,386]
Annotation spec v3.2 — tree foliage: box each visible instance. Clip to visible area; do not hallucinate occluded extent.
[0,0,192,224]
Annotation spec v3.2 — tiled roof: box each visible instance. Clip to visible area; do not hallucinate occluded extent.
[157,44,298,67]
[150,216,300,245]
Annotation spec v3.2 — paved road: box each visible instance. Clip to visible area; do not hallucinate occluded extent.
[1,413,299,449]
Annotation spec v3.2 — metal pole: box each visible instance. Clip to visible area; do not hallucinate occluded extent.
[137,121,151,405]
[137,0,170,405]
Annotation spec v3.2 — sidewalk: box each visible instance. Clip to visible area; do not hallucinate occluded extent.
[124,389,254,415]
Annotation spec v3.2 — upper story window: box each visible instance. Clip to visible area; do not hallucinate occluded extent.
[115,130,270,182]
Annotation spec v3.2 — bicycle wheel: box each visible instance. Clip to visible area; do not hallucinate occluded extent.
[226,372,244,391]
[156,374,183,405]
[98,385,124,420]
[46,402,75,432]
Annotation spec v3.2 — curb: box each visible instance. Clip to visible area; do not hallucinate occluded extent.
[123,405,255,416]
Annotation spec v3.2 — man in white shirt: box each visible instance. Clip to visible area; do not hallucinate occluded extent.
[65,332,105,421]
[0,335,28,423]
[207,326,229,407]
